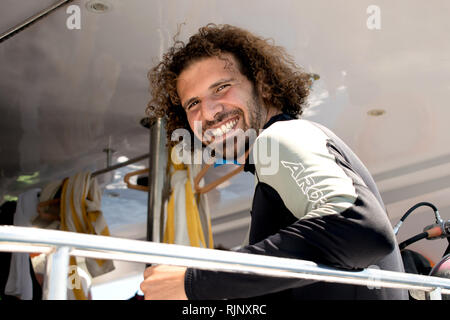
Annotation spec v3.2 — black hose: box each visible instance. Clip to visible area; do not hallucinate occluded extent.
[444,239,450,257]
[398,202,438,224]
[399,232,428,250]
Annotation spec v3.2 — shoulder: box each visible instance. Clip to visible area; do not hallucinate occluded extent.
[258,118,330,147]
[252,119,335,176]
[250,118,358,218]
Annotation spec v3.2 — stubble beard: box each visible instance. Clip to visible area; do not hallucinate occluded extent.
[214,95,262,162]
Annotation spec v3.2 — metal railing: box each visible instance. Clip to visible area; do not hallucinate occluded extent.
[1,225,449,300]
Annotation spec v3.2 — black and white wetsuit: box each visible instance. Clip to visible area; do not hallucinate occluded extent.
[185,114,408,300]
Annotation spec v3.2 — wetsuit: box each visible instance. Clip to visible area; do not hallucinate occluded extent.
[185,114,408,300]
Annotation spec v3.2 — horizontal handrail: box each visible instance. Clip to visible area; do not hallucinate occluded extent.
[1,225,449,299]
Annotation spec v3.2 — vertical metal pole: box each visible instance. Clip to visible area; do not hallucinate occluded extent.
[103,136,115,169]
[103,148,115,168]
[147,117,167,243]
[43,246,70,300]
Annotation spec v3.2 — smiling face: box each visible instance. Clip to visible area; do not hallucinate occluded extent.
[176,53,271,161]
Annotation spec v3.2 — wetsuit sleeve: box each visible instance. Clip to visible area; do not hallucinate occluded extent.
[185,120,396,300]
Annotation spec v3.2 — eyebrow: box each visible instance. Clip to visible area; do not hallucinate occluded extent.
[182,78,236,109]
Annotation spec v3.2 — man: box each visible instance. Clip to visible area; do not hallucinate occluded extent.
[140,24,408,300]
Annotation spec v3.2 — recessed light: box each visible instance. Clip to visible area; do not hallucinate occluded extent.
[86,0,112,14]
[367,109,386,117]
[117,156,129,163]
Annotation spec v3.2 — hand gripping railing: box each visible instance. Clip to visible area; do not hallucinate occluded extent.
[1,225,449,300]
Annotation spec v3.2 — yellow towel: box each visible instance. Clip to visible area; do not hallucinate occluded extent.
[163,150,214,248]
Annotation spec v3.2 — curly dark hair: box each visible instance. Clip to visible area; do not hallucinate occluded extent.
[146,24,312,146]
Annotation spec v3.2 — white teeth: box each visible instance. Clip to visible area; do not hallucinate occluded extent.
[211,118,238,137]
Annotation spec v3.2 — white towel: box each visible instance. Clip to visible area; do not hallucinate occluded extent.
[5,188,40,300]
[168,169,190,245]
[38,172,114,300]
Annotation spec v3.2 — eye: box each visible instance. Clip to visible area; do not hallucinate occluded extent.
[216,84,230,93]
[187,100,199,110]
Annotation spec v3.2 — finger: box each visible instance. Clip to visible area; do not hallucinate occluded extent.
[144,292,153,300]
[141,280,159,300]
[140,278,154,296]
[143,266,154,279]
[139,281,146,293]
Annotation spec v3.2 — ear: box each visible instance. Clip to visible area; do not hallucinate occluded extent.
[255,78,271,100]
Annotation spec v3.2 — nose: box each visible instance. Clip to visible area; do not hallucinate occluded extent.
[201,97,224,122]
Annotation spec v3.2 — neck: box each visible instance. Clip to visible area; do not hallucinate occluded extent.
[237,107,281,165]
[263,106,282,128]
